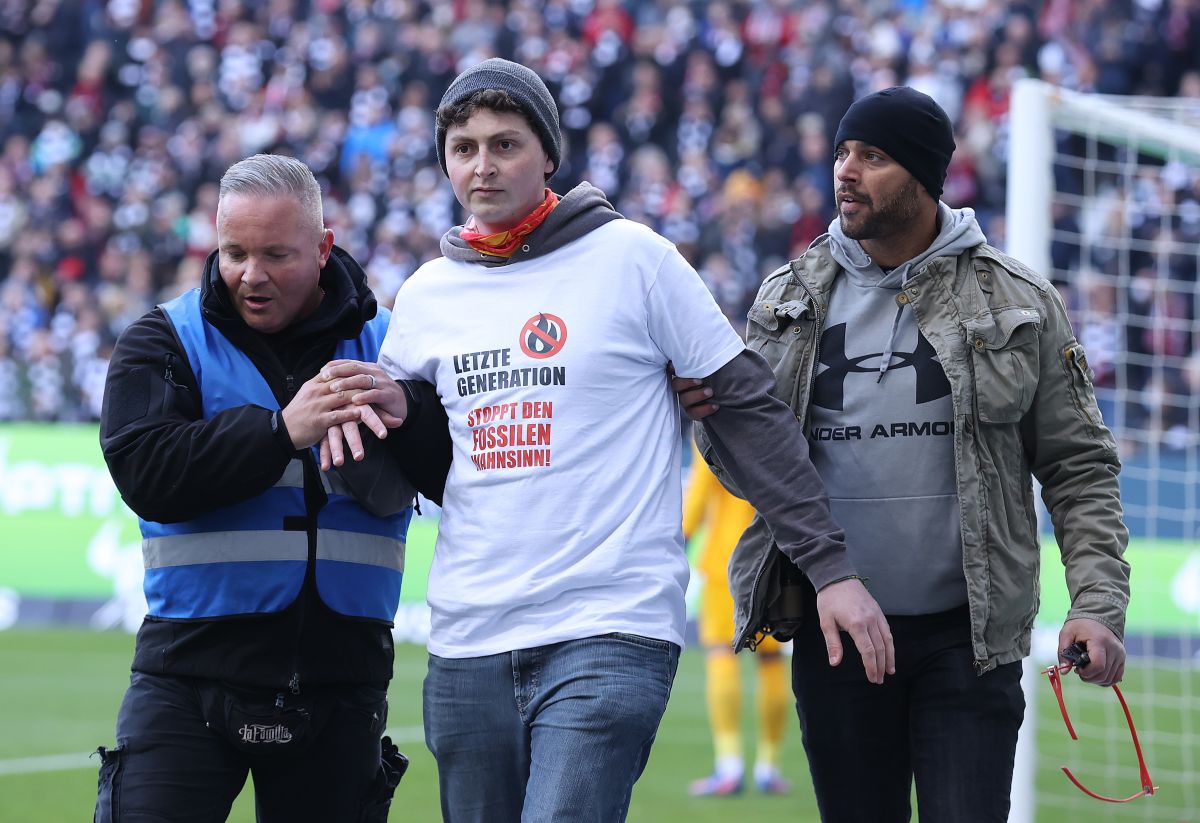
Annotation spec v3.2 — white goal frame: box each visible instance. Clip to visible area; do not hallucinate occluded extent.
[1006,78,1200,823]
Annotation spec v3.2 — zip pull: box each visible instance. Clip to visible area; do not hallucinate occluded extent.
[289,672,300,695]
[286,375,296,397]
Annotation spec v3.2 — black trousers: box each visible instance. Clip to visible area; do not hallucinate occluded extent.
[792,602,1025,823]
[95,672,397,823]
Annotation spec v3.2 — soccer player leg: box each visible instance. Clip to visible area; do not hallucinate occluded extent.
[908,637,1023,823]
[250,683,390,823]
[96,673,247,823]
[753,640,791,794]
[423,651,530,823]
[522,634,680,823]
[690,575,745,796]
[792,612,912,823]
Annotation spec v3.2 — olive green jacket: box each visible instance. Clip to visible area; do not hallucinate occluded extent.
[704,237,1130,672]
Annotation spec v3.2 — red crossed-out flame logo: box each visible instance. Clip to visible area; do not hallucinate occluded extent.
[519,313,568,359]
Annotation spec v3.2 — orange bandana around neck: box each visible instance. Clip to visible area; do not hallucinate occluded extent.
[461,189,559,258]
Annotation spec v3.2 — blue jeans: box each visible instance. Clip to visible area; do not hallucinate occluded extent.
[423,633,680,823]
[792,602,1025,823]
[94,672,398,822]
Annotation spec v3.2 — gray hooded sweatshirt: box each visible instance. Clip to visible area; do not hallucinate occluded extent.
[813,203,986,614]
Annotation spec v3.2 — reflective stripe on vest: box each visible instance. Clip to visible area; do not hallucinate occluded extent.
[143,290,409,621]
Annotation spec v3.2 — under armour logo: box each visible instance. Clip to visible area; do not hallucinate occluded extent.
[812,323,951,410]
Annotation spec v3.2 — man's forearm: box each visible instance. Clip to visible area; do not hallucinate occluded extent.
[698,349,856,590]
[381,380,452,506]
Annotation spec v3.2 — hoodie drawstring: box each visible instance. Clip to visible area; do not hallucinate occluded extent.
[877,301,906,382]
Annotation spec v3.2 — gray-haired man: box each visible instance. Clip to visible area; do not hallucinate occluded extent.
[94,154,450,822]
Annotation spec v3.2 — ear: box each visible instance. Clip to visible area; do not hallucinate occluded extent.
[543,155,554,177]
[317,228,334,268]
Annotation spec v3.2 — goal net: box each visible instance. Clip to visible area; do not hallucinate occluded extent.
[1007,79,1200,822]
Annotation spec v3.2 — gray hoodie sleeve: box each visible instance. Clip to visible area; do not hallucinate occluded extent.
[695,349,858,591]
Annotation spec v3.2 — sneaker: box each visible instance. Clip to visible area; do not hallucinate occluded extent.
[754,773,791,795]
[688,773,744,796]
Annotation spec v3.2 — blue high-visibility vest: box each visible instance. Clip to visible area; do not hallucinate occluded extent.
[140,289,410,622]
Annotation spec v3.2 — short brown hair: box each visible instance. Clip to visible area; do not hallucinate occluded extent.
[436,89,533,136]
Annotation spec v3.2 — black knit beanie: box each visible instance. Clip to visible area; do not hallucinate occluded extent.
[833,87,955,198]
[435,58,562,180]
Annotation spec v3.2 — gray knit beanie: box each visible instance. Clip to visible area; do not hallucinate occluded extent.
[435,58,562,180]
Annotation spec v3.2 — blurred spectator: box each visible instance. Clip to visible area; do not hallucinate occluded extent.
[0,0,1196,441]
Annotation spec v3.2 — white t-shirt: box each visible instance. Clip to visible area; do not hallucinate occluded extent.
[379,219,744,657]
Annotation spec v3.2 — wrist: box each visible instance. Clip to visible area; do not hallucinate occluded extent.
[820,574,869,591]
[270,409,295,452]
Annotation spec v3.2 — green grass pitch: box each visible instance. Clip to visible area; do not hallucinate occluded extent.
[0,629,1193,822]
[0,629,816,822]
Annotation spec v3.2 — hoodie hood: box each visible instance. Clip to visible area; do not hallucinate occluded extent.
[825,203,985,383]
[826,202,986,289]
[440,182,622,266]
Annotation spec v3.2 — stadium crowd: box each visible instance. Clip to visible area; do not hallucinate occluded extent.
[0,0,1197,443]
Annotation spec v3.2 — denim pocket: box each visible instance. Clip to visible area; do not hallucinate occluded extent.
[607,632,673,652]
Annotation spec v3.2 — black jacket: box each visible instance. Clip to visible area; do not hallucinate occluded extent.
[100,245,451,688]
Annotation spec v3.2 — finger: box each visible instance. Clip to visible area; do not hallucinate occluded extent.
[882,622,896,675]
[376,410,406,428]
[1078,645,1109,684]
[679,386,714,407]
[319,435,332,471]
[671,375,704,392]
[320,361,352,381]
[850,628,881,684]
[320,360,369,382]
[1075,649,1099,681]
[327,421,346,467]
[342,420,365,461]
[357,404,390,439]
[866,625,886,683]
[821,623,844,669]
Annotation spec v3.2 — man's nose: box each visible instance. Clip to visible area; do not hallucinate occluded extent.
[241,258,268,284]
[474,149,496,177]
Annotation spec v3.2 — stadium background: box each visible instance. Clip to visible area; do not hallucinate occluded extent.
[1,1,1198,821]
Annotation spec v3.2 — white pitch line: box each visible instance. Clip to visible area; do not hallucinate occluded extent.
[0,726,426,777]
[0,752,95,776]
[383,725,426,745]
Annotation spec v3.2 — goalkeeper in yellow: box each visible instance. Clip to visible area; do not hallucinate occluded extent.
[685,447,791,796]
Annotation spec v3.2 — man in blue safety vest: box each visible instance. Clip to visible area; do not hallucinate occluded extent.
[94,154,450,822]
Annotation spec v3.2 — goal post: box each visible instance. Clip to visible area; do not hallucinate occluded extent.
[1006,78,1200,822]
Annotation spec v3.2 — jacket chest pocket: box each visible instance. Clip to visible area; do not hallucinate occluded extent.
[962,306,1042,423]
[747,298,814,401]
[747,298,812,356]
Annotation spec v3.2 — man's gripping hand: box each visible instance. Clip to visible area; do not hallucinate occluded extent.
[1058,617,1126,687]
[816,578,895,684]
[280,372,371,451]
[668,362,717,420]
[317,359,409,469]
